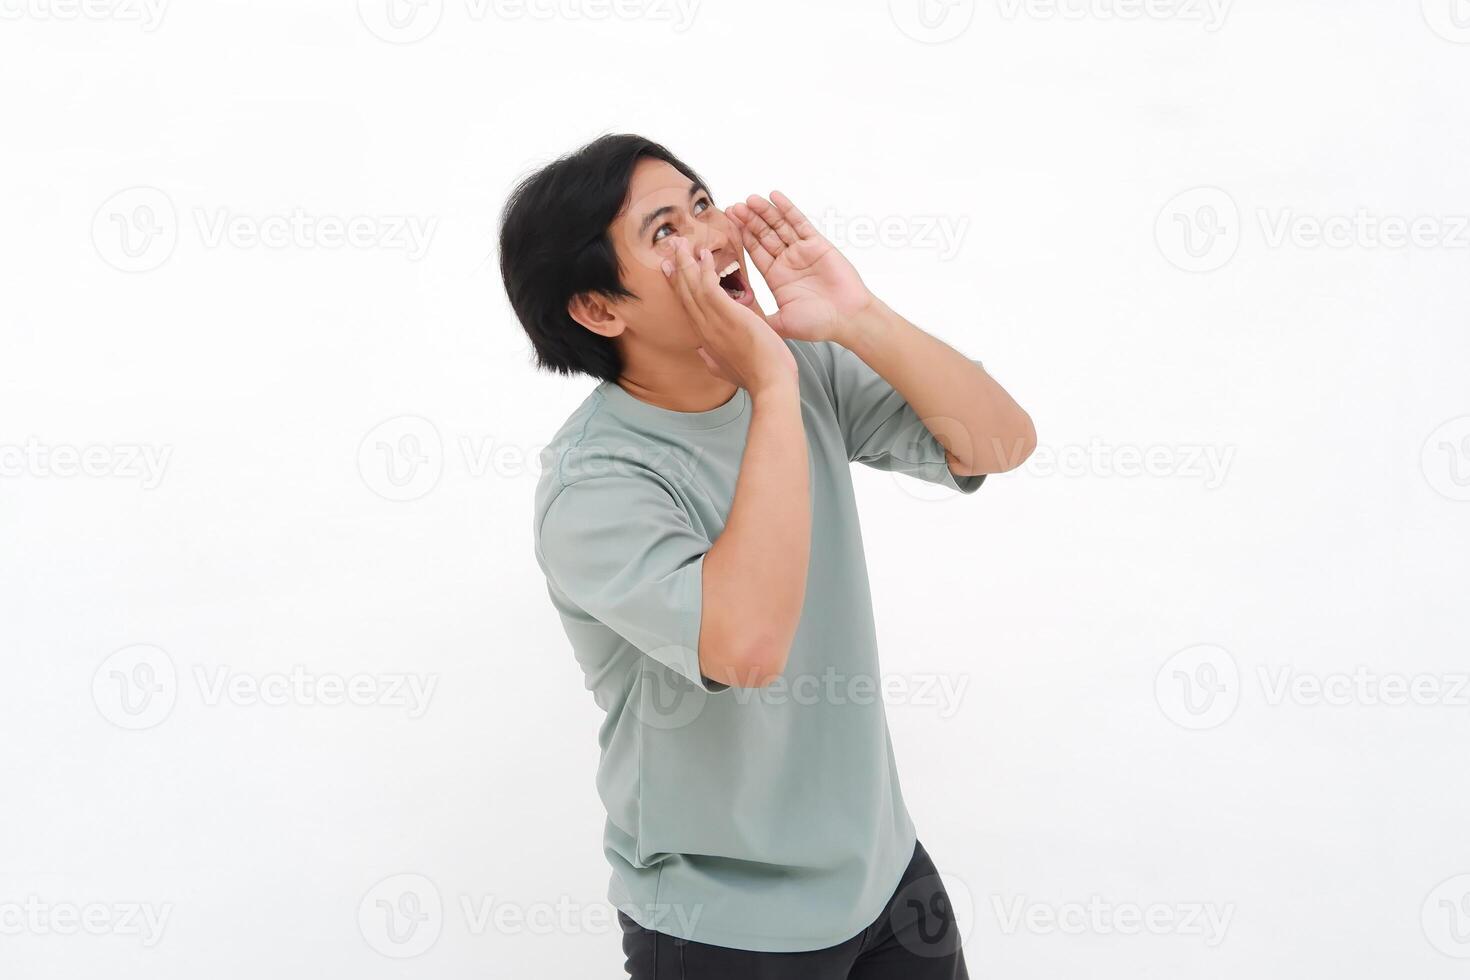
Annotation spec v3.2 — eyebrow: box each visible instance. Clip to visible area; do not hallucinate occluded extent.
[637,181,710,237]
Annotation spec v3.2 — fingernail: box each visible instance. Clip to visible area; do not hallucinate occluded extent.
[661,260,673,276]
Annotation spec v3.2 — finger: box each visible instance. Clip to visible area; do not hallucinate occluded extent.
[769,190,819,240]
[739,197,791,255]
[746,194,799,248]
[695,346,726,377]
[667,237,704,315]
[698,246,735,309]
[730,206,777,277]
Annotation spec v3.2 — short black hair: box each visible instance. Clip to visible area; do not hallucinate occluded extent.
[499,134,706,382]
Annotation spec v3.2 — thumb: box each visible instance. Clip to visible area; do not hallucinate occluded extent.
[695,346,723,375]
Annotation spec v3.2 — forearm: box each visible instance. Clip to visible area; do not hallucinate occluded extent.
[699,383,811,687]
[843,300,1036,475]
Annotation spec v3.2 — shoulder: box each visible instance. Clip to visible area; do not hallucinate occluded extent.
[532,384,689,531]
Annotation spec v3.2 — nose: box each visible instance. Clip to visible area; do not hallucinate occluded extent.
[690,212,736,261]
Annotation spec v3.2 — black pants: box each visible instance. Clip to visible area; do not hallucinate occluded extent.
[619,839,969,979]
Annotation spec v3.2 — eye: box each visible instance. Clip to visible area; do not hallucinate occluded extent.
[652,222,677,243]
[693,196,712,215]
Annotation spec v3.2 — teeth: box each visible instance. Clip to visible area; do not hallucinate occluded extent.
[718,262,739,278]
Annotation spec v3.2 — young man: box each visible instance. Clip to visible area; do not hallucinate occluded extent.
[501,134,1035,979]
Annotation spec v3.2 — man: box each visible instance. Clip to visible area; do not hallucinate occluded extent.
[500,134,1035,978]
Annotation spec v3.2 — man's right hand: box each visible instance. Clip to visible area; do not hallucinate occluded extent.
[663,237,797,397]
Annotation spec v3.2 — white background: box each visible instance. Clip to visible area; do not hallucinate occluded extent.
[3,0,1470,976]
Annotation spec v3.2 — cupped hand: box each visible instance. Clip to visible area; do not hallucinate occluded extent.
[663,237,796,396]
[729,192,874,343]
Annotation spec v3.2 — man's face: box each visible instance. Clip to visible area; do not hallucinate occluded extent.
[600,158,756,355]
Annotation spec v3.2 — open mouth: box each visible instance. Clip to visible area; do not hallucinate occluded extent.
[716,261,753,305]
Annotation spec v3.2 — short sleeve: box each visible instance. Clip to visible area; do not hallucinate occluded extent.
[536,473,728,692]
[817,341,986,495]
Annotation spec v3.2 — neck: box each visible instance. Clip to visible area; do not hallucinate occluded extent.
[614,344,738,413]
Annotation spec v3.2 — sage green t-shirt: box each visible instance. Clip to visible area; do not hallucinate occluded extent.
[533,338,984,953]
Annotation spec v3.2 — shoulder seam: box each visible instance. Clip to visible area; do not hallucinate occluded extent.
[553,386,610,492]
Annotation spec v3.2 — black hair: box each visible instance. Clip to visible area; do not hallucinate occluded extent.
[498,134,706,382]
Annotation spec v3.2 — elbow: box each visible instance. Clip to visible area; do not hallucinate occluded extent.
[951,411,1036,476]
[705,635,792,689]
[992,411,1037,473]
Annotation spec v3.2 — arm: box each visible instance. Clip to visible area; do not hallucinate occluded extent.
[840,301,1035,476]
[731,192,1037,477]
[664,238,810,688]
[700,382,809,687]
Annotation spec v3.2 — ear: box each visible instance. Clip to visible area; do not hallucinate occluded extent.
[567,293,626,339]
